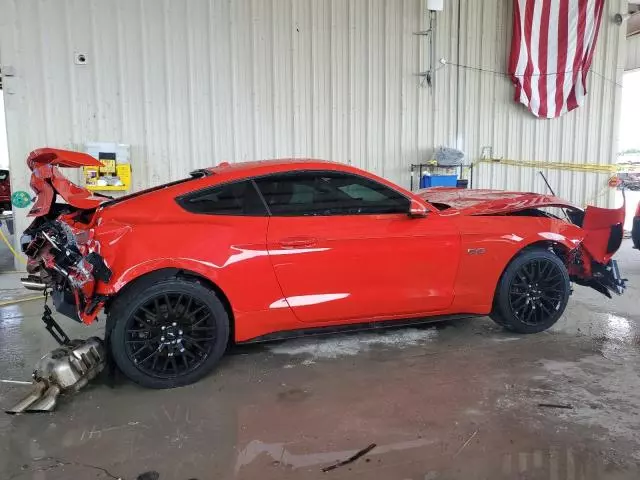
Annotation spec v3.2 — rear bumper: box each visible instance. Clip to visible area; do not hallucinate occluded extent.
[21,220,112,324]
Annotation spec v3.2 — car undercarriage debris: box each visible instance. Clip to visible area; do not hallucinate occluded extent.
[6,336,106,414]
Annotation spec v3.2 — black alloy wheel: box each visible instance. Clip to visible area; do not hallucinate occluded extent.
[108,276,229,388]
[125,293,217,378]
[507,258,566,326]
[491,248,570,334]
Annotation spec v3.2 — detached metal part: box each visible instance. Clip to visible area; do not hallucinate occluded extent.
[6,337,105,414]
[20,275,47,291]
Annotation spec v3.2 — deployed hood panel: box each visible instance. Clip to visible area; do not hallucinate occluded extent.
[418,188,577,216]
[420,187,625,265]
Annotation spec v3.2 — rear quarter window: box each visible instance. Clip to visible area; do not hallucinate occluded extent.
[176,180,267,216]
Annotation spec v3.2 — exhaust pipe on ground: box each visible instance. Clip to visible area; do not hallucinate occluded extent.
[5,382,48,414]
[6,337,106,414]
[6,382,62,414]
[26,384,62,412]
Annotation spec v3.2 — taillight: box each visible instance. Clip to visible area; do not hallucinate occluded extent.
[636,202,640,217]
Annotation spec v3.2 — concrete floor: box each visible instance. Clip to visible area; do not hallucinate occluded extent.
[0,241,639,480]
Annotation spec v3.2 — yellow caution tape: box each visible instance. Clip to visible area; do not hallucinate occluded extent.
[476,158,640,174]
[476,158,618,174]
[472,158,626,206]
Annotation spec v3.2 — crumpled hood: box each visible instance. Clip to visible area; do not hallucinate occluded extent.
[418,188,577,216]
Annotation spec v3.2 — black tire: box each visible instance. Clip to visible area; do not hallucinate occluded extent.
[107,276,229,389]
[490,248,570,334]
[632,217,640,250]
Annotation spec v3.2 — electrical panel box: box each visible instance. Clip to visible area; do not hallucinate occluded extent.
[83,142,131,191]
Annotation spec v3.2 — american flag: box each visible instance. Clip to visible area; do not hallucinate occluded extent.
[509,0,605,119]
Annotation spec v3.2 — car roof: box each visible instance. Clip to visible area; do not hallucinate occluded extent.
[206,158,347,176]
[198,158,416,203]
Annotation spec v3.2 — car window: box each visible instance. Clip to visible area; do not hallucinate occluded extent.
[177,180,267,216]
[0,171,8,181]
[254,171,409,216]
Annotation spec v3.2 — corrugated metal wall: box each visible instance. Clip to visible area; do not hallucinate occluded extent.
[0,0,627,266]
[627,34,640,71]
[460,0,625,210]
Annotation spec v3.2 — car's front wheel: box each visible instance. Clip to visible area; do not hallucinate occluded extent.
[107,276,229,389]
[490,248,570,334]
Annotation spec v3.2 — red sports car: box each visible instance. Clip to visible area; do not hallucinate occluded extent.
[0,168,12,212]
[21,148,626,388]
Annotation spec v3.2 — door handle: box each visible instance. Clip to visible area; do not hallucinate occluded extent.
[279,236,317,249]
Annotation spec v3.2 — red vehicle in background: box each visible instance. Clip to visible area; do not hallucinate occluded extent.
[0,169,11,212]
[20,148,627,389]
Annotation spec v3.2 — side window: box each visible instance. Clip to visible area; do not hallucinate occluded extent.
[177,180,267,216]
[255,171,409,216]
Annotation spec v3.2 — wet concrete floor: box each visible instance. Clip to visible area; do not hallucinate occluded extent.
[0,240,639,479]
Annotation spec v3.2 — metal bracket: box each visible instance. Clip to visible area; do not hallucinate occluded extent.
[42,304,70,345]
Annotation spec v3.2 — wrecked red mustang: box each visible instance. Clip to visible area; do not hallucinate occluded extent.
[21,148,626,388]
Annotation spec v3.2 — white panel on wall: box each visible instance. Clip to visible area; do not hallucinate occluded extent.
[0,0,627,269]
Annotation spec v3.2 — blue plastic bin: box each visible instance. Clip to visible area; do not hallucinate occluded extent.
[420,174,458,188]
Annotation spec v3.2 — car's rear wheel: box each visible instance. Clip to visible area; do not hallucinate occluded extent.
[490,248,570,334]
[107,276,229,389]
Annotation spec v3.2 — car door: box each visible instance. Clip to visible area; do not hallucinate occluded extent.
[175,179,295,330]
[255,171,461,324]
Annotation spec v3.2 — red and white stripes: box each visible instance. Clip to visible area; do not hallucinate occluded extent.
[509,0,605,119]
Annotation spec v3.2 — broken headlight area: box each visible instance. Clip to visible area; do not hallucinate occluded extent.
[571,258,626,299]
[20,218,112,323]
[568,246,627,299]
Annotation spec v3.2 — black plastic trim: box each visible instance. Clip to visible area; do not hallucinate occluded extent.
[85,252,112,283]
[606,223,623,254]
[238,313,478,344]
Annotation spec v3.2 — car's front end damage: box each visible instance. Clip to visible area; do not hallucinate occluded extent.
[419,187,627,299]
[561,204,627,298]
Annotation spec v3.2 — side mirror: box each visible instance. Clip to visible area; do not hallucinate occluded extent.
[408,199,428,218]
